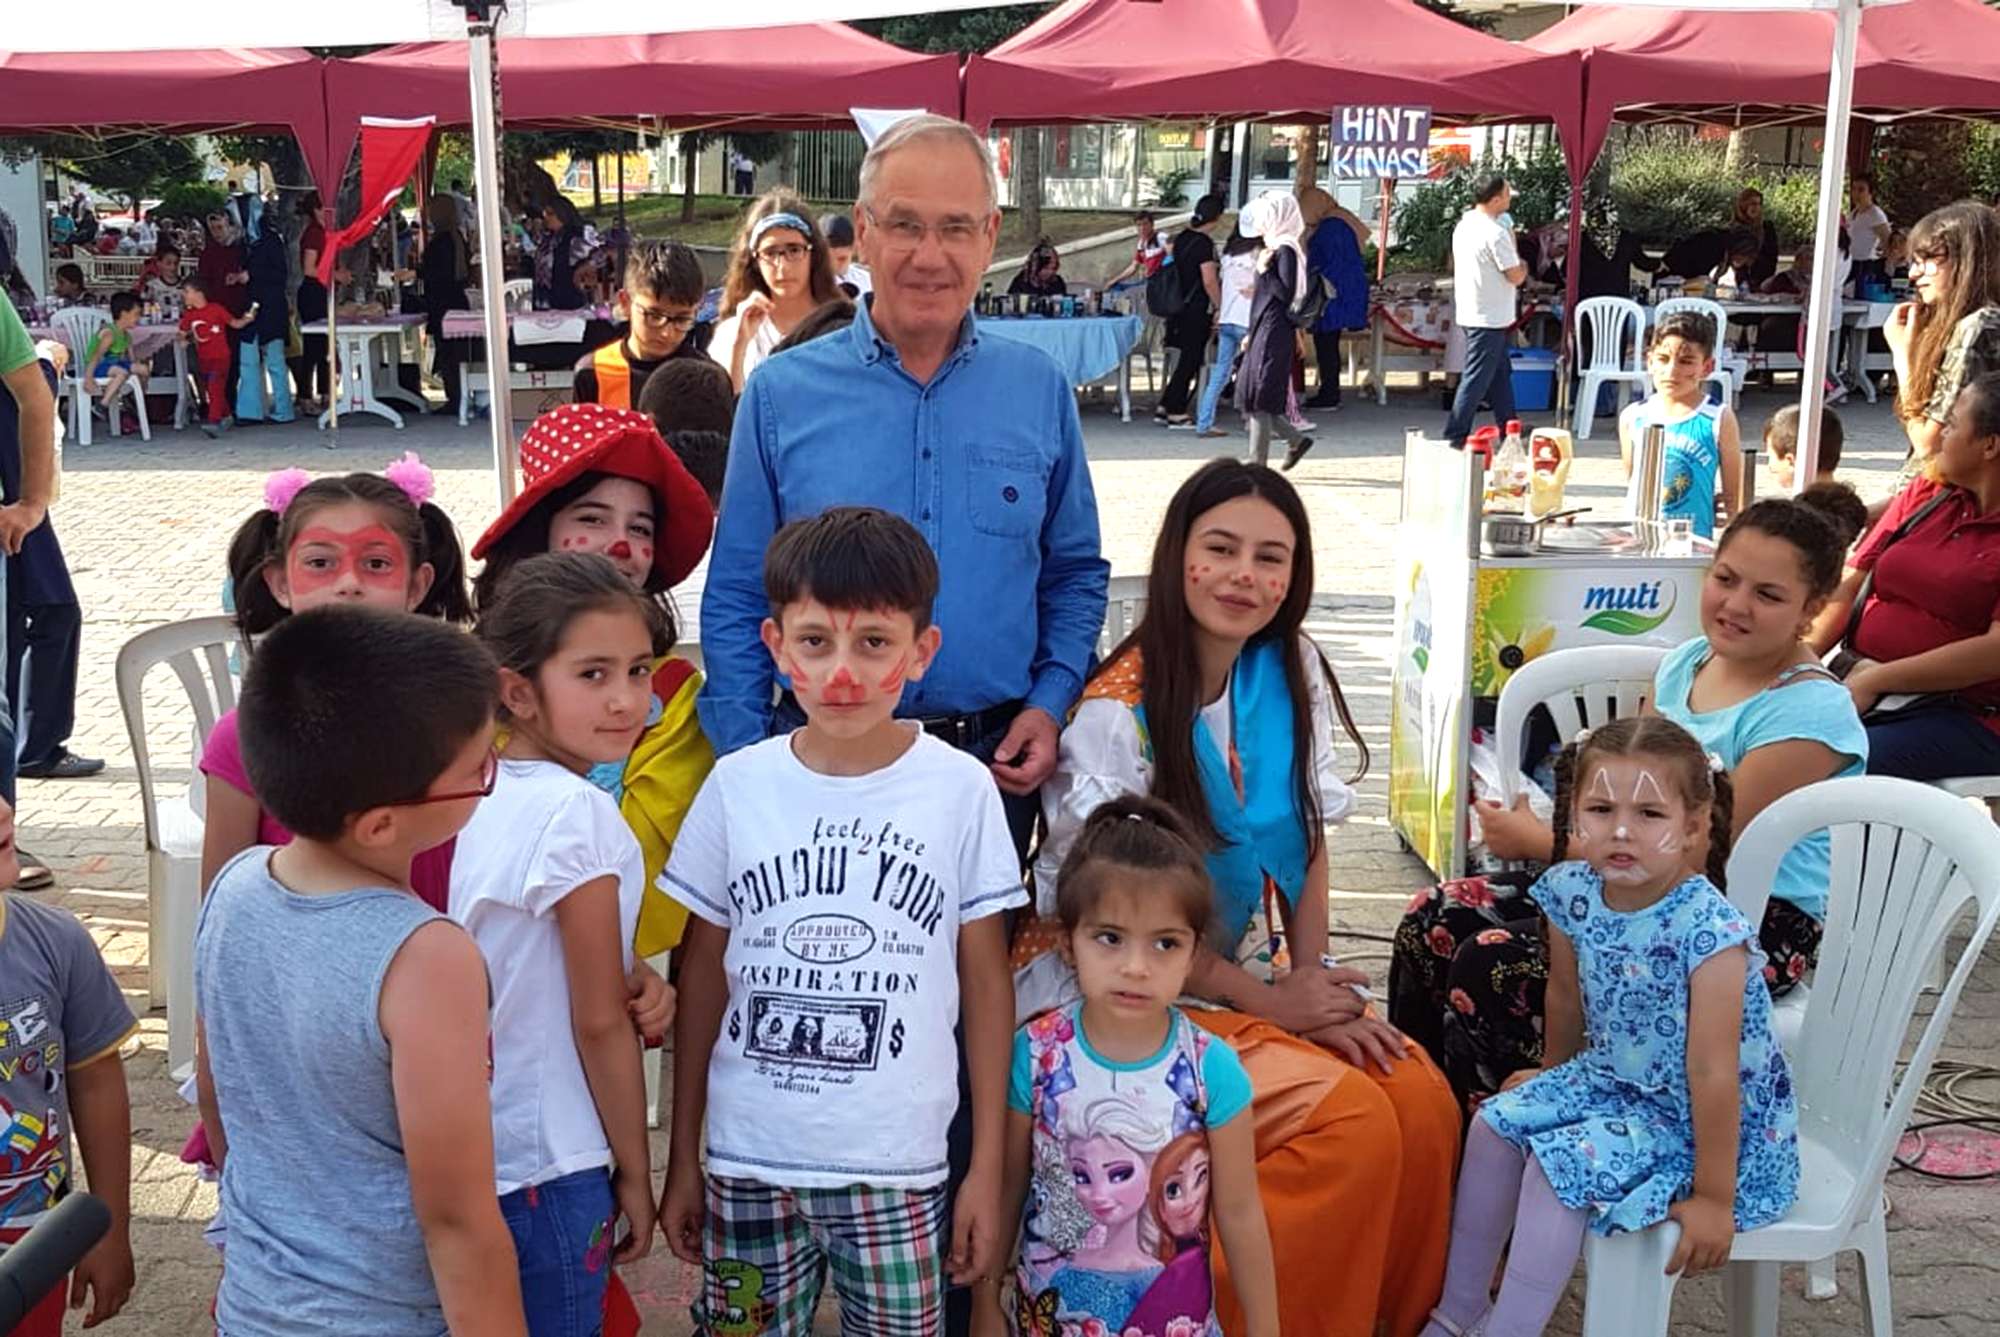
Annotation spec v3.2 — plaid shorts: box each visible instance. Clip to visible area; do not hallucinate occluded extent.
[696,1174,949,1337]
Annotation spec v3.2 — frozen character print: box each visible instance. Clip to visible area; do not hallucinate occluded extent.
[1121,1133,1216,1334]
[1048,1094,1171,1327]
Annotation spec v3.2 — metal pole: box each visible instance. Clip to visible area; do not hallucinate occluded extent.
[468,23,517,508]
[1794,0,1863,493]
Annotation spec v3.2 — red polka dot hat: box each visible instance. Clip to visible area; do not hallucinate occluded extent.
[472,401,714,589]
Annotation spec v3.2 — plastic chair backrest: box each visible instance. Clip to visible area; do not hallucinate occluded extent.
[116,616,243,855]
[502,278,534,312]
[1575,297,1644,374]
[1654,297,1729,355]
[1493,645,1667,806]
[1726,776,2000,1224]
[49,306,109,368]
[1100,574,1150,658]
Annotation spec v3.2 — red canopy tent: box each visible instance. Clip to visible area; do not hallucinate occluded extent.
[0,47,335,198]
[322,25,960,196]
[1528,0,2000,173]
[962,0,1583,156]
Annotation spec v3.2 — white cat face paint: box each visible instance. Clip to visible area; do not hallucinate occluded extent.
[1572,756,1701,892]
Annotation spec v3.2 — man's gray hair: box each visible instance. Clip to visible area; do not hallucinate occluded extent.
[857,115,1001,217]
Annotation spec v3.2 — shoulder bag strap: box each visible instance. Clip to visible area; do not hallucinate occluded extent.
[1842,489,1954,652]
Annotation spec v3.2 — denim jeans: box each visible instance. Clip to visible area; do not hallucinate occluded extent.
[1444,324,1518,447]
[1196,323,1246,432]
[1865,704,2000,782]
[234,338,295,423]
[499,1168,616,1337]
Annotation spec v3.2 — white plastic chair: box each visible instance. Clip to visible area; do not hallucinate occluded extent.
[1655,296,1746,406]
[1493,645,1667,807]
[1099,574,1150,658]
[502,278,534,312]
[1571,297,1650,441]
[1580,776,2000,1337]
[115,616,243,1080]
[50,306,151,446]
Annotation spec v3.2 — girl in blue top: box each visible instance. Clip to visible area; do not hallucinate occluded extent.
[1394,485,1869,1108]
[1422,717,1798,1337]
[995,796,1277,1337]
[1620,310,1744,539]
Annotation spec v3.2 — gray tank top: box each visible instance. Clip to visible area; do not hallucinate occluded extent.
[195,848,453,1336]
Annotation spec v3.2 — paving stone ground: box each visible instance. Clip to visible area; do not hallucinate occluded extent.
[37,377,1998,1334]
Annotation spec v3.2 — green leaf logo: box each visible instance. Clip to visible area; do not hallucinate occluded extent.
[1580,581,1678,637]
[1582,607,1671,636]
[1412,646,1430,672]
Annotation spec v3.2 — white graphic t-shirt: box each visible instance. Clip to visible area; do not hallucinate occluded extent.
[662,729,1027,1188]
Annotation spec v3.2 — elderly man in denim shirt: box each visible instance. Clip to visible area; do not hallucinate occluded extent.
[698,115,1108,850]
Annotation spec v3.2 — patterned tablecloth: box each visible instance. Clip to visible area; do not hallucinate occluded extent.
[439,308,614,344]
[29,322,180,362]
[1370,298,1549,351]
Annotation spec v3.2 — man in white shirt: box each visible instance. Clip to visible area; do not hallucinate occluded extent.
[1848,171,1890,289]
[1444,174,1527,449]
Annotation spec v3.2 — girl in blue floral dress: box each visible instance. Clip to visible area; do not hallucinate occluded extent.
[1421,717,1798,1337]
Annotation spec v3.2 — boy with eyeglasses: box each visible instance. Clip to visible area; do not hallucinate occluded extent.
[574,239,708,410]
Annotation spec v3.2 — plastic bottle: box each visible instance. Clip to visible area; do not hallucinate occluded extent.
[1491,419,1530,509]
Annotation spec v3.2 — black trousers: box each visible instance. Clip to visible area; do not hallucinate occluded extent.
[7,597,80,772]
[1159,310,1211,416]
[1310,329,1344,405]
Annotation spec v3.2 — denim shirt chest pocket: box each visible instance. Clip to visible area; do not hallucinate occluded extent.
[965,445,1048,540]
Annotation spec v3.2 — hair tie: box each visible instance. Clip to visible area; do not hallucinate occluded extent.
[383,452,435,508]
[1573,727,1593,746]
[1708,751,1727,774]
[263,467,312,515]
[1126,812,1146,823]
[750,212,813,247]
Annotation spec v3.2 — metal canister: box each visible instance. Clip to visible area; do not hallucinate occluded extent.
[1632,422,1668,545]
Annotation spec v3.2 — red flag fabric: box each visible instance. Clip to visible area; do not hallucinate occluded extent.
[317,115,435,285]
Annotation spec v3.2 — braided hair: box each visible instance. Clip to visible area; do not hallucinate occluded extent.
[1549,716,1735,891]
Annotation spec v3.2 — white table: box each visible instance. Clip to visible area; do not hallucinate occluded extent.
[1703,298,1880,398]
[302,314,428,429]
[439,307,611,425]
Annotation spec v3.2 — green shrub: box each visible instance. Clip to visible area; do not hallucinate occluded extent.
[158,182,227,222]
[1746,172,1820,250]
[1147,166,1197,209]
[1391,140,1598,271]
[1605,138,1738,246]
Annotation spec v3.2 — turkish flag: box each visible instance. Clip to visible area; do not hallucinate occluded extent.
[317,115,435,285]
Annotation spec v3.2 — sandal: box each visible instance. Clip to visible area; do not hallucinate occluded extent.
[1419,1309,1489,1337]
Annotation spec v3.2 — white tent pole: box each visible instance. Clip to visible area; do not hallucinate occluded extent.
[1794,0,1863,493]
[468,20,518,507]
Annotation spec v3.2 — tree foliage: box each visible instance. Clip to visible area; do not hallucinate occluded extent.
[211,133,309,188]
[6,132,203,215]
[1414,0,1501,33]
[854,5,1053,54]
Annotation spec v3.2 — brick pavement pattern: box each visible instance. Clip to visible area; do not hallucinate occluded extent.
[36,388,1998,1334]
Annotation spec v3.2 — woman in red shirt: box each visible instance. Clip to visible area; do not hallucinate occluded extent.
[1814,372,2000,779]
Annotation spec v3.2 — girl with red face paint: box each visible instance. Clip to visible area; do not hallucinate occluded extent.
[472,403,717,963]
[207,456,473,910]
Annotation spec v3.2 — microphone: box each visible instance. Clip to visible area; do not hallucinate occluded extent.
[0,1193,111,1328]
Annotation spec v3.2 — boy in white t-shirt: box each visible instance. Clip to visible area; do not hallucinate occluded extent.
[660,507,1025,1335]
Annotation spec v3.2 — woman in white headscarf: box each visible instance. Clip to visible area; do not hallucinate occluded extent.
[1236,190,1315,469]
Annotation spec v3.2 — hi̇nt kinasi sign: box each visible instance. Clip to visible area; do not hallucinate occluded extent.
[1328,105,1432,181]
